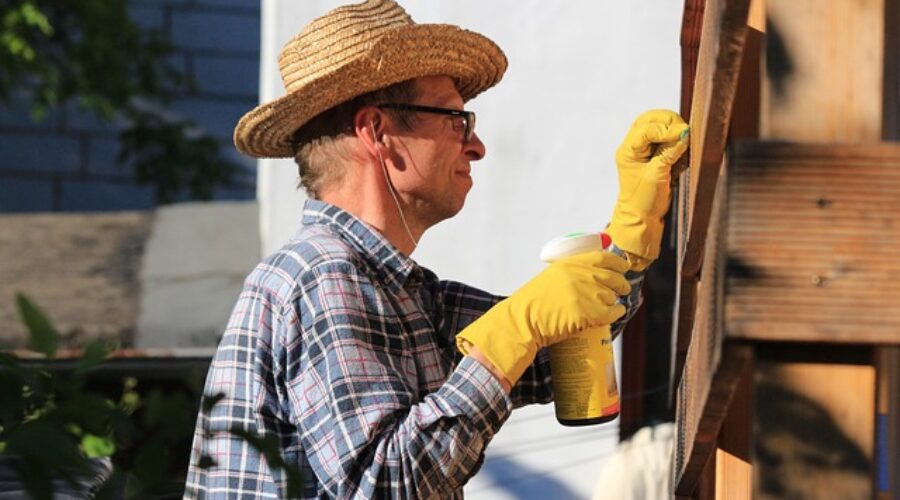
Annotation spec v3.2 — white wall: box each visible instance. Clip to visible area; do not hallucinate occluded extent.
[258,2,683,497]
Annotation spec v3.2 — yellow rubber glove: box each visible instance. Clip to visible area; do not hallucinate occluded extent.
[605,110,690,271]
[457,251,631,386]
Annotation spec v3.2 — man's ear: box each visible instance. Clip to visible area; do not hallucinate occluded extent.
[354,106,384,155]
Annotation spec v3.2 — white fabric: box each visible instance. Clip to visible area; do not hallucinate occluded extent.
[592,423,674,500]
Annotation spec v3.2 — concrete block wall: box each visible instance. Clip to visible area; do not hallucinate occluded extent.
[0,0,261,213]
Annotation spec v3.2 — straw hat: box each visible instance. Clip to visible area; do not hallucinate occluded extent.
[233,0,508,158]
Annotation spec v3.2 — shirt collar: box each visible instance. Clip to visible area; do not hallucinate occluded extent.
[299,199,421,292]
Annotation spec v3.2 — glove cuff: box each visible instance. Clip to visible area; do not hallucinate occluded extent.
[456,305,538,385]
[605,204,664,263]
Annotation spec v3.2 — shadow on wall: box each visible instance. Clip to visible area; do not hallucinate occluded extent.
[477,455,581,500]
[755,382,871,500]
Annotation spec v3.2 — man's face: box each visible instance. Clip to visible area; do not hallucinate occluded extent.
[385,75,486,228]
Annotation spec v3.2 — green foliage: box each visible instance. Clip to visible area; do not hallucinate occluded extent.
[121,108,239,203]
[1,294,303,498]
[15,294,56,358]
[0,0,243,203]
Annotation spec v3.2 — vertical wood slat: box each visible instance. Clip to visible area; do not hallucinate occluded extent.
[876,347,900,498]
[879,2,900,495]
[671,0,707,401]
[884,0,900,140]
[674,160,753,496]
[672,0,753,393]
[682,0,753,276]
[714,357,752,500]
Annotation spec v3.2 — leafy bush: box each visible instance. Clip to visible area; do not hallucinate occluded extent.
[1,294,303,499]
[0,294,200,498]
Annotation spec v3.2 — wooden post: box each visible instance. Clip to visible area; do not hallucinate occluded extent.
[714,358,752,499]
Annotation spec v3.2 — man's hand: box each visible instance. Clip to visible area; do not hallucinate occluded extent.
[605,110,689,270]
[456,251,630,386]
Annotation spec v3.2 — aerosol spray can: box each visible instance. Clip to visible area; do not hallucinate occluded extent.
[539,232,620,426]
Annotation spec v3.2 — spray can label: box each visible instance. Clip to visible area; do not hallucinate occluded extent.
[540,231,620,425]
[549,325,619,422]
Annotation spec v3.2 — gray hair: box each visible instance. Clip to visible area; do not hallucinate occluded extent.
[292,80,420,198]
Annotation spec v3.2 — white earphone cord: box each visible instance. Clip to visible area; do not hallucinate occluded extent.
[375,141,419,250]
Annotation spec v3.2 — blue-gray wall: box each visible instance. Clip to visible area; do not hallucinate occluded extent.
[0,0,260,213]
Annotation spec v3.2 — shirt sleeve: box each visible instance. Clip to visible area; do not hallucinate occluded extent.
[608,244,646,340]
[435,280,555,408]
[285,260,513,498]
[435,249,646,409]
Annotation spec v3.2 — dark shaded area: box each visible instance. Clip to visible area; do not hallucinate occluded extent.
[765,18,794,101]
[2,357,210,499]
[725,256,761,280]
[637,221,680,428]
[883,0,900,141]
[755,342,871,366]
[755,381,871,499]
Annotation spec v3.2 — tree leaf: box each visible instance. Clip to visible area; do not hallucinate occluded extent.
[81,433,115,458]
[75,340,113,374]
[15,293,57,358]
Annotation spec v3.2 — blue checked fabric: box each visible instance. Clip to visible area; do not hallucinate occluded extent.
[185,200,643,499]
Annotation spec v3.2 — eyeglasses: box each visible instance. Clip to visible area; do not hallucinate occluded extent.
[377,103,476,143]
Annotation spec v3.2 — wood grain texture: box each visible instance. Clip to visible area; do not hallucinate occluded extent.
[725,142,900,344]
[761,0,884,142]
[683,0,753,277]
[714,358,752,500]
[754,359,875,499]
[672,0,754,393]
[674,162,754,495]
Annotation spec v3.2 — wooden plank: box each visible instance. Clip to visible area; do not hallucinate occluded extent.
[672,0,754,392]
[675,343,752,495]
[885,0,900,140]
[724,142,900,344]
[891,348,900,499]
[753,349,875,499]
[876,347,900,498]
[761,0,884,142]
[681,0,752,276]
[714,358,752,499]
[674,161,754,494]
[879,6,900,493]
[680,0,706,119]
[670,0,706,411]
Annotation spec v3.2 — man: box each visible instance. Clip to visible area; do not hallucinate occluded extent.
[185,0,689,498]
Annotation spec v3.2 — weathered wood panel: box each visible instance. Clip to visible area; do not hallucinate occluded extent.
[713,356,752,500]
[681,0,752,275]
[753,348,875,499]
[672,0,753,394]
[674,163,754,495]
[761,0,884,142]
[725,142,900,344]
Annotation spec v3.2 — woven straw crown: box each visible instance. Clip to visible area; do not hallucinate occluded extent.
[233,0,508,158]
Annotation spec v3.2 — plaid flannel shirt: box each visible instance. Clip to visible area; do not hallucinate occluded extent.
[185,200,643,499]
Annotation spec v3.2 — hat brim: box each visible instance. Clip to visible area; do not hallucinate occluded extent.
[233,24,508,159]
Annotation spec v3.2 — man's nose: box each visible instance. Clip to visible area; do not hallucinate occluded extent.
[465,132,486,161]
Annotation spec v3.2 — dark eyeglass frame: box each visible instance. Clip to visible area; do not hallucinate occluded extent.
[377,103,476,143]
